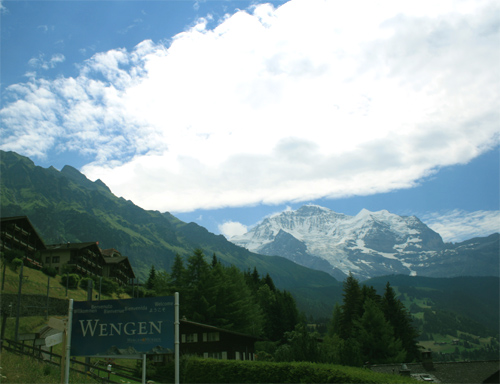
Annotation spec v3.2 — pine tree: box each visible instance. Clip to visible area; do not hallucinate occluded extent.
[358,298,406,364]
[211,253,219,268]
[145,265,156,290]
[211,265,263,336]
[382,282,420,361]
[169,253,186,293]
[183,249,215,322]
[339,272,363,340]
[328,303,342,338]
[262,273,276,291]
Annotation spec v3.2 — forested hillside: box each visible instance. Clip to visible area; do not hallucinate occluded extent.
[0,150,340,319]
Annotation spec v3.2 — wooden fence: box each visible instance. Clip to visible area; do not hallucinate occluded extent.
[1,337,142,383]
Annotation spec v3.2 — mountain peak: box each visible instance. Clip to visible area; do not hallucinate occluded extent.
[61,165,111,192]
[231,204,454,280]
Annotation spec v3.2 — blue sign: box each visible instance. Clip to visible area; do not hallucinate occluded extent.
[71,296,174,356]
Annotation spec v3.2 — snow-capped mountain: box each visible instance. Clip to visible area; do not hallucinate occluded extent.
[230,205,499,280]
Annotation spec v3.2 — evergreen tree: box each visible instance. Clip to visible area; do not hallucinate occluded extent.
[211,264,263,336]
[382,282,420,361]
[339,272,363,340]
[183,249,215,322]
[361,284,381,307]
[274,323,321,362]
[169,253,186,292]
[278,290,300,335]
[358,298,406,364]
[328,303,342,338]
[145,265,156,290]
[211,253,219,268]
[262,273,276,292]
[152,270,172,295]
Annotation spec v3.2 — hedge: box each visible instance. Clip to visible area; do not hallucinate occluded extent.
[155,357,418,383]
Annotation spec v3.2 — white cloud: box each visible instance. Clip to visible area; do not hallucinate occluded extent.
[0,0,8,14]
[422,210,500,243]
[28,53,65,70]
[1,0,499,212]
[219,221,248,239]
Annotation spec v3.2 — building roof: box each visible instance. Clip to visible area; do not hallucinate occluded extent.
[103,256,129,264]
[370,360,500,383]
[101,248,122,257]
[45,242,100,251]
[180,319,264,341]
[1,215,46,249]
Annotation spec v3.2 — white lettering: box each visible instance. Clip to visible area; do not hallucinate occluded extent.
[150,321,162,334]
[99,323,108,336]
[78,320,163,337]
[79,320,99,337]
[124,322,136,335]
[109,323,122,336]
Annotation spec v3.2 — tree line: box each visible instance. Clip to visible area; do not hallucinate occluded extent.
[322,273,420,365]
[143,249,299,341]
[142,250,420,366]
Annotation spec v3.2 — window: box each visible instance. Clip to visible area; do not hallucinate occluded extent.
[182,333,198,343]
[203,332,219,342]
[46,257,51,263]
[203,352,222,359]
[52,256,60,263]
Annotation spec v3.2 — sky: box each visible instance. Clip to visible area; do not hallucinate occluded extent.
[1,0,499,243]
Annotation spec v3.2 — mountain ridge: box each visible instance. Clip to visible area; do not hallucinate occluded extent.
[231,204,499,280]
[0,150,340,318]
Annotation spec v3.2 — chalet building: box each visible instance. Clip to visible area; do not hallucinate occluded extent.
[179,320,261,360]
[101,248,135,286]
[42,242,105,277]
[0,216,45,269]
[150,320,262,364]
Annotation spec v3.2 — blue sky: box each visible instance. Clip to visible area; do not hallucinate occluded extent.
[1,0,499,243]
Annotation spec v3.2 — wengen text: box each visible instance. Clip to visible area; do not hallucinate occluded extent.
[79,319,163,337]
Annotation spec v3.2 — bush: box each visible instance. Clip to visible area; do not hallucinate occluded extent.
[155,357,418,384]
[61,273,81,289]
[99,277,119,296]
[41,266,57,277]
[2,249,24,263]
[10,258,23,272]
[79,277,94,289]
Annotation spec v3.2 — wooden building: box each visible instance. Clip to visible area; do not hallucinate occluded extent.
[101,248,135,286]
[0,216,45,269]
[179,320,261,361]
[150,320,262,364]
[43,242,105,277]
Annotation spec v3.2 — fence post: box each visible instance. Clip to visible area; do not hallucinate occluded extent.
[14,263,23,341]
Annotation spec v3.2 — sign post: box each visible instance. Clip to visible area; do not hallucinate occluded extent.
[175,292,179,384]
[64,299,73,384]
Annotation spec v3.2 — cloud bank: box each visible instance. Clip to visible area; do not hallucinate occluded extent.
[422,210,500,243]
[1,0,499,212]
